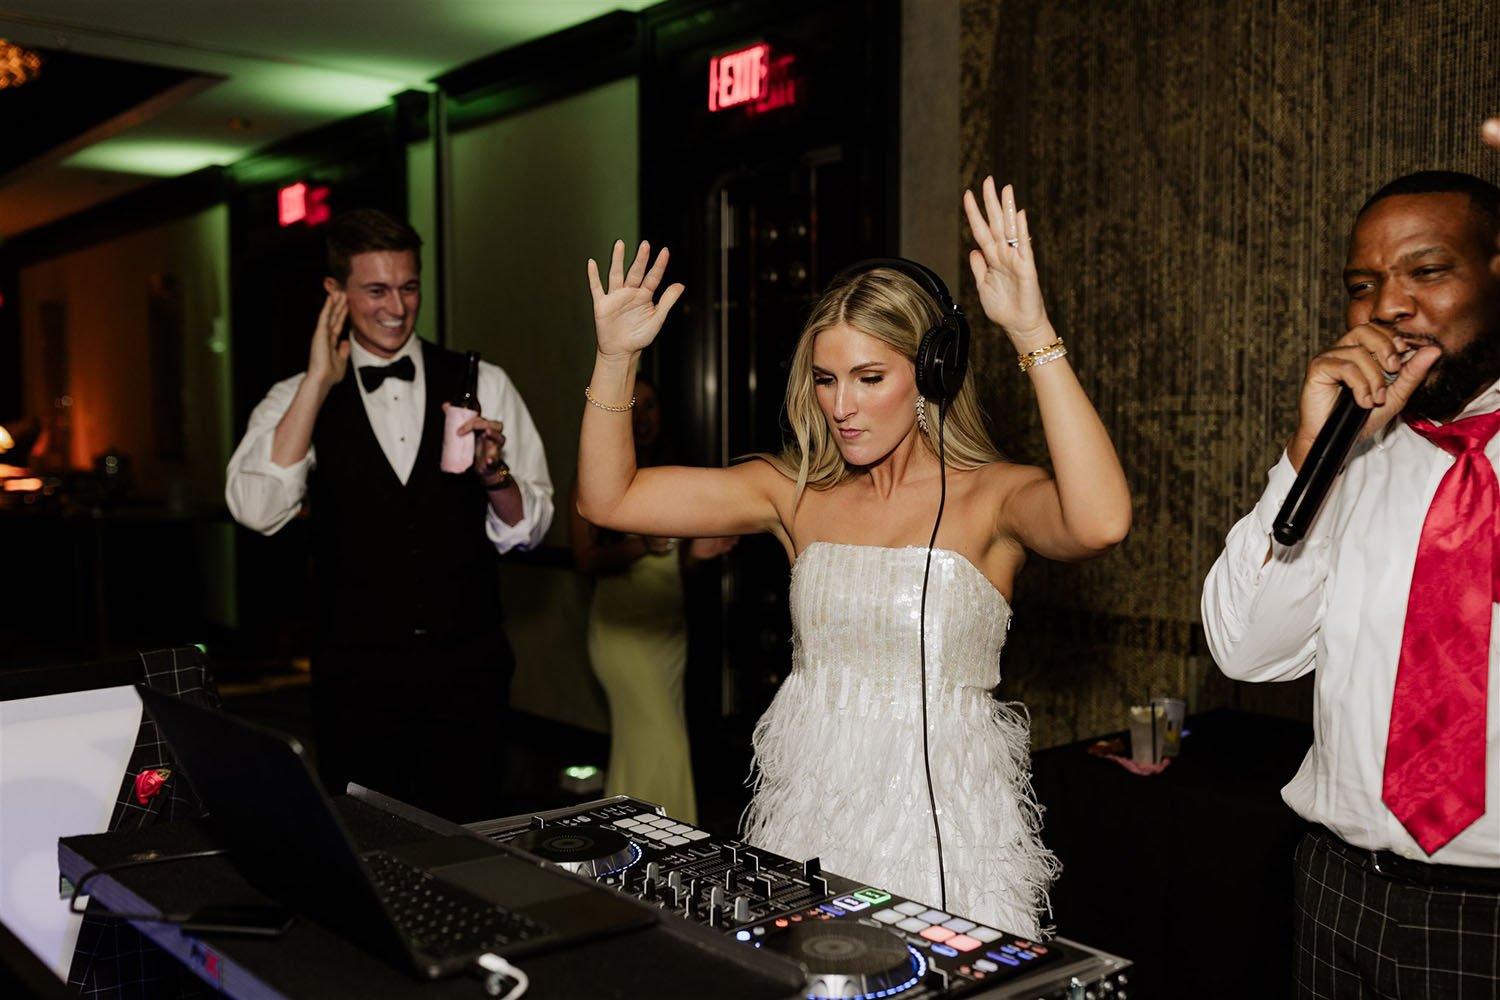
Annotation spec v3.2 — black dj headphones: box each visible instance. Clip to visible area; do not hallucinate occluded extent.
[831,257,970,404]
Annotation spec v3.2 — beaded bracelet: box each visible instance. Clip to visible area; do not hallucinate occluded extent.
[1016,338,1067,373]
[585,385,636,412]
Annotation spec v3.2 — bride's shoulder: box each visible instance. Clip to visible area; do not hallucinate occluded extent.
[729,454,796,488]
[728,455,802,522]
[964,459,1050,494]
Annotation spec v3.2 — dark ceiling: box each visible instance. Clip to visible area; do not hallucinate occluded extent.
[0,46,199,176]
[0,2,656,238]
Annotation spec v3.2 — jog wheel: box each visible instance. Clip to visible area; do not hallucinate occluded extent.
[509,824,638,877]
[762,920,925,999]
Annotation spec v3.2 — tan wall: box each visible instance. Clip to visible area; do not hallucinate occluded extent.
[18,207,236,629]
[958,0,1500,746]
[900,0,961,287]
[431,77,641,733]
[19,206,233,506]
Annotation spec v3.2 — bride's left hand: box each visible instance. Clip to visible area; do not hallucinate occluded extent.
[963,176,1054,353]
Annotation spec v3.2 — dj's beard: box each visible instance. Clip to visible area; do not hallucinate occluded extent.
[1405,330,1500,422]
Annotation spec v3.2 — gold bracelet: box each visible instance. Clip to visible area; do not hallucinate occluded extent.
[1017,338,1067,373]
[585,385,635,412]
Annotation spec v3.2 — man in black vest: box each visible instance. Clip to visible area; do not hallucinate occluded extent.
[226,209,553,822]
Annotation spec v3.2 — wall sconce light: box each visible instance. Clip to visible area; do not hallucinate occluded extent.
[0,40,43,91]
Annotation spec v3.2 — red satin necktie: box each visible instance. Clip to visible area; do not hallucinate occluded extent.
[1382,409,1500,855]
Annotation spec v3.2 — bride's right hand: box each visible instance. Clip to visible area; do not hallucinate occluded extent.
[587,239,685,359]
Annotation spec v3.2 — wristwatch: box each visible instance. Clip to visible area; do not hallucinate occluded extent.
[484,462,513,491]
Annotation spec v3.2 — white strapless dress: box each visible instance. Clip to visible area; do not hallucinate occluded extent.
[741,542,1057,939]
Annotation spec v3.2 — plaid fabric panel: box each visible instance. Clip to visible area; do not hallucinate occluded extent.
[1294,830,1500,999]
[67,647,221,1000]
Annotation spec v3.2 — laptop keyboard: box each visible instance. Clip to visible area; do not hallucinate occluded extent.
[364,851,547,959]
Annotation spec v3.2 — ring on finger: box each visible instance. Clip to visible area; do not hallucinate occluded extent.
[1006,238,1020,247]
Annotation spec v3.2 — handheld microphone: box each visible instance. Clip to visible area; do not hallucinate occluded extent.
[1272,355,1410,546]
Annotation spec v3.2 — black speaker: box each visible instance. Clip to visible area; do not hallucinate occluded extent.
[831,257,970,404]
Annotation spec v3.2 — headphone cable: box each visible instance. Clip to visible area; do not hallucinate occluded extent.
[917,399,949,911]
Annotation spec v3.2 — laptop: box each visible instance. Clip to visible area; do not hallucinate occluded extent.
[137,686,657,979]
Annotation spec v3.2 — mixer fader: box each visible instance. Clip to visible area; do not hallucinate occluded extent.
[469,795,1130,1000]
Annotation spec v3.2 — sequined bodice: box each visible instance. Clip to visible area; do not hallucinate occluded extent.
[788,542,1011,691]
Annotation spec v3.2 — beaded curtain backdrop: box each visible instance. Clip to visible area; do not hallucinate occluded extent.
[958,0,1500,747]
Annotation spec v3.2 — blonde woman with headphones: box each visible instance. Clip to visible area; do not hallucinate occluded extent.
[577,177,1129,938]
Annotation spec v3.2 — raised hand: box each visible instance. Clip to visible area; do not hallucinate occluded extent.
[587,239,685,358]
[308,290,351,389]
[963,177,1053,352]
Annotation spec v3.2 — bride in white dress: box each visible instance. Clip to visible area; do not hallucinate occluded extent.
[577,177,1130,939]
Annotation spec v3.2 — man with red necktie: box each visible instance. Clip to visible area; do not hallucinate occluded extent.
[1203,166,1500,998]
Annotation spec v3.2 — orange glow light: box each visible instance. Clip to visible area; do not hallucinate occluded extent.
[3,477,42,492]
[0,39,42,91]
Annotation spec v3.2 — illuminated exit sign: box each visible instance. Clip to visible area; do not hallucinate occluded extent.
[708,42,799,115]
[709,43,770,112]
[278,181,331,227]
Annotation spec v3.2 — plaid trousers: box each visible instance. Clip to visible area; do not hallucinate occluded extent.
[1294,828,1500,999]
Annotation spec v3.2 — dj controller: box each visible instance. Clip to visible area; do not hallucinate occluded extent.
[469,795,1130,1000]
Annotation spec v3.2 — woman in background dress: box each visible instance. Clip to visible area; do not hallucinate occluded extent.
[570,376,734,823]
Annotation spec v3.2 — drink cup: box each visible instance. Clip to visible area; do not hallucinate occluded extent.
[1151,697,1186,757]
[441,405,478,473]
[1128,704,1167,766]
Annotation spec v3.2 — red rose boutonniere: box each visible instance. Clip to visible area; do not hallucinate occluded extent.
[134,768,172,805]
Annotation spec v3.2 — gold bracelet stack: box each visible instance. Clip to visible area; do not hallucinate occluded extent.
[1016,338,1067,373]
[585,385,636,412]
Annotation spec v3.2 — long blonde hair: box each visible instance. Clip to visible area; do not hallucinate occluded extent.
[760,266,1003,500]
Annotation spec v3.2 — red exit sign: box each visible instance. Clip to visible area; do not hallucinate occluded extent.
[708,42,799,115]
[278,181,331,227]
[708,43,769,112]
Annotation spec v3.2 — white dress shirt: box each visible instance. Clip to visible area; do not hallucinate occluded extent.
[1202,380,1500,867]
[225,335,553,553]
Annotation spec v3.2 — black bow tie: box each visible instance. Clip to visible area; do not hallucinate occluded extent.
[358,355,415,392]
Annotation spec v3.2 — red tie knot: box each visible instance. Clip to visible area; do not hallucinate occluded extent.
[1407,409,1500,457]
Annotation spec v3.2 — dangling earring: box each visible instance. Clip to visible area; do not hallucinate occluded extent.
[916,396,929,435]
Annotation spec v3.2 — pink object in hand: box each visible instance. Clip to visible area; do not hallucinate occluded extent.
[441,405,478,472]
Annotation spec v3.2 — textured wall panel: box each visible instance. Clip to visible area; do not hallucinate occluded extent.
[960,0,1500,746]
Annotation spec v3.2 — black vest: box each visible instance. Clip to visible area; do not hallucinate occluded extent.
[310,341,501,645]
